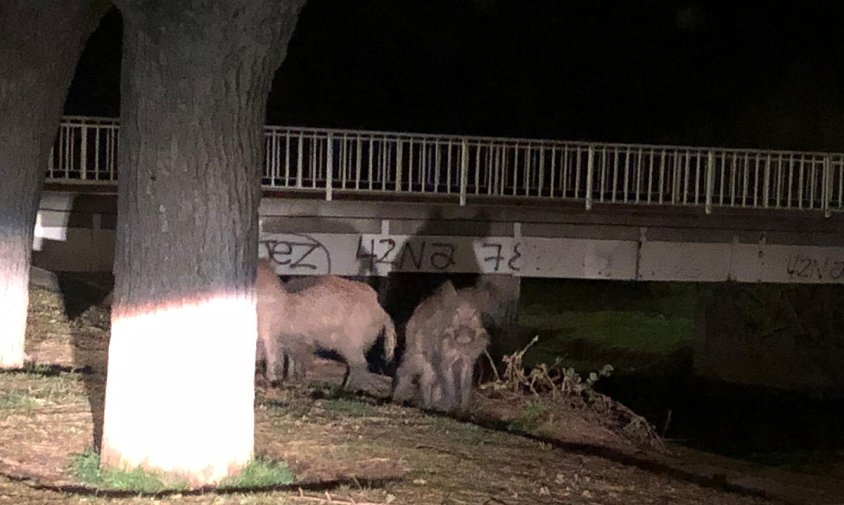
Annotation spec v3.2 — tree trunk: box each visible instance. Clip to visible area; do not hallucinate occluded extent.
[100,0,305,486]
[0,1,102,369]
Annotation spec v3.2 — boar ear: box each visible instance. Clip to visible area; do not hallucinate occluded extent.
[437,280,458,298]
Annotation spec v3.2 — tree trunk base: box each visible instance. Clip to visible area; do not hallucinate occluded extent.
[100,295,257,487]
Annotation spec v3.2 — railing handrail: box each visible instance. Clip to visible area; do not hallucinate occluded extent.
[60,114,844,159]
[45,115,844,215]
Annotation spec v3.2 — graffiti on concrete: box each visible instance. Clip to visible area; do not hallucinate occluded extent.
[786,254,844,281]
[356,235,521,274]
[260,233,332,273]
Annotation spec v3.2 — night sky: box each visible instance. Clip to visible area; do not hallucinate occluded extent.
[64,1,844,151]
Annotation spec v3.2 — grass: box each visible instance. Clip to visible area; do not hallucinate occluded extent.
[0,371,83,414]
[509,399,549,432]
[0,390,39,412]
[71,448,188,493]
[517,279,703,370]
[321,398,378,417]
[71,449,295,492]
[218,457,295,488]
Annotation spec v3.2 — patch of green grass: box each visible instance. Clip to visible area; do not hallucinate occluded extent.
[23,363,54,375]
[0,372,83,413]
[0,390,39,412]
[517,279,703,370]
[425,414,490,440]
[219,457,295,488]
[321,398,377,417]
[71,448,188,493]
[521,310,695,356]
[508,400,549,432]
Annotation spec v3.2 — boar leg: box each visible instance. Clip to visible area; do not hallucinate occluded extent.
[259,323,284,386]
[284,340,314,380]
[341,352,372,390]
[456,358,475,415]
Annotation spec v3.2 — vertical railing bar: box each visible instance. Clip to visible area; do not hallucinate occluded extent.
[809,157,816,209]
[309,134,317,189]
[420,138,426,193]
[396,138,404,193]
[646,148,654,204]
[798,155,805,209]
[751,153,759,208]
[325,132,333,201]
[93,126,101,179]
[671,152,679,204]
[574,146,581,200]
[762,153,771,208]
[740,151,745,207]
[600,146,607,203]
[484,142,492,195]
[383,136,390,192]
[378,136,385,191]
[296,132,304,188]
[823,155,832,217]
[473,141,481,195]
[339,133,346,189]
[585,145,594,210]
[284,131,290,186]
[368,136,374,191]
[63,124,70,179]
[492,144,500,196]
[693,151,701,205]
[522,142,530,196]
[265,131,274,185]
[434,140,441,193]
[729,153,736,207]
[538,143,546,197]
[838,159,844,209]
[445,139,453,194]
[611,147,619,203]
[460,138,468,206]
[511,142,518,197]
[787,153,794,208]
[561,145,569,198]
[658,149,666,205]
[634,148,642,203]
[549,145,556,198]
[354,135,362,190]
[705,151,715,214]
[271,130,279,185]
[103,126,109,181]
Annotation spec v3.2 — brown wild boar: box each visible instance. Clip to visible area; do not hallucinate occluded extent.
[392,281,489,415]
[255,259,396,388]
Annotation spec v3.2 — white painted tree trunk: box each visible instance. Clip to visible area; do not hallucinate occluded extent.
[0,1,102,369]
[99,0,305,487]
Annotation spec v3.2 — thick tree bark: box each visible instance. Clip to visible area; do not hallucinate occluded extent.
[100,0,305,486]
[0,1,102,368]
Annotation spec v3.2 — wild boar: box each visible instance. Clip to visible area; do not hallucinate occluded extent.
[255,259,396,389]
[392,281,489,414]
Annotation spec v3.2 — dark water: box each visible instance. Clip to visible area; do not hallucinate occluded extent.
[594,353,844,471]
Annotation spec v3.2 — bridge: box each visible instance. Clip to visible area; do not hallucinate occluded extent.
[34,115,844,284]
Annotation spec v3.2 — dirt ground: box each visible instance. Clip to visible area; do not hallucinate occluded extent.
[1,276,842,504]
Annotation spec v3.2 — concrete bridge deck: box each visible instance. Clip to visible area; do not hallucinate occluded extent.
[34,184,844,284]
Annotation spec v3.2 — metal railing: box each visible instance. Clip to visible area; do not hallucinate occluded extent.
[48,115,844,215]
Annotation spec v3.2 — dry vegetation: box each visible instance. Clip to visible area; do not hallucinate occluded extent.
[0,277,839,504]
